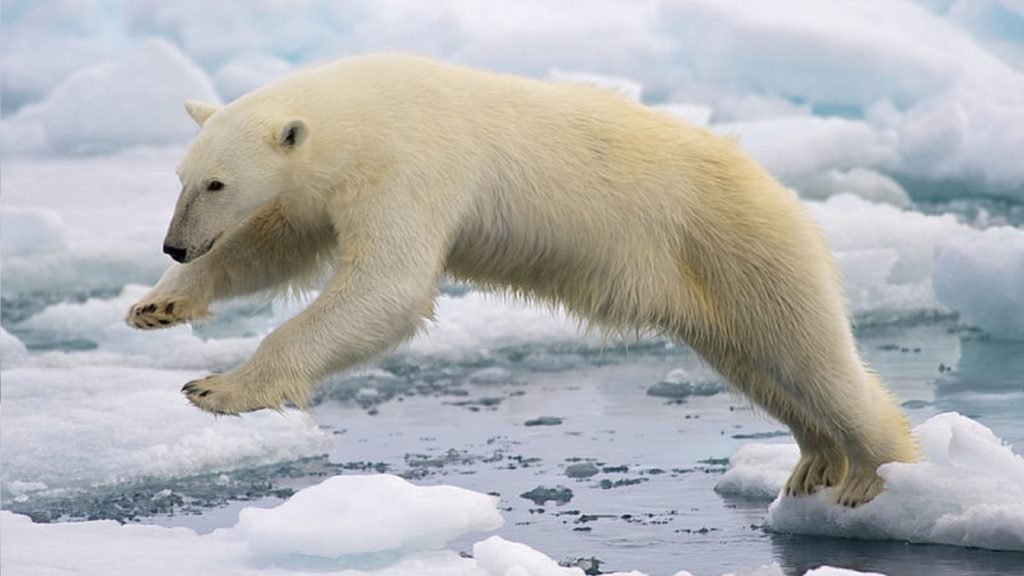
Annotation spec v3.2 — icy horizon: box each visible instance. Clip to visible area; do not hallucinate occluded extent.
[3,0,1024,200]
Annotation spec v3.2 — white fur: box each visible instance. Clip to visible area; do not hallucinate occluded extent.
[127,54,917,505]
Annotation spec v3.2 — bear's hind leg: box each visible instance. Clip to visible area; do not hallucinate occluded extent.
[828,369,918,506]
[695,346,848,497]
[771,353,918,506]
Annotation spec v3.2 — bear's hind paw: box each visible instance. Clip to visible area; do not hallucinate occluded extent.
[784,452,846,497]
[834,467,885,507]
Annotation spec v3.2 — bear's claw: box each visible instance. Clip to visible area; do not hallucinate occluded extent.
[183,376,238,415]
[834,467,885,507]
[784,451,846,498]
[126,296,192,330]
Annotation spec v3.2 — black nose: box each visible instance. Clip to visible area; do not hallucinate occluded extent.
[163,244,187,263]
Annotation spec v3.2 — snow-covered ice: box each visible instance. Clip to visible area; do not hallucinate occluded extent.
[717,413,1024,552]
[0,364,331,497]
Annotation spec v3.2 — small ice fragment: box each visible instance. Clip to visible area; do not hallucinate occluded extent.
[648,369,724,398]
[468,366,513,385]
[356,387,380,399]
[525,416,563,427]
[520,485,573,506]
[565,463,600,479]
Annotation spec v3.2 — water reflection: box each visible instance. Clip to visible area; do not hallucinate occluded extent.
[772,532,1024,576]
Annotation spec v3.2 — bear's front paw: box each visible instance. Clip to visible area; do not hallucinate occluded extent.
[126,296,198,330]
[183,375,250,415]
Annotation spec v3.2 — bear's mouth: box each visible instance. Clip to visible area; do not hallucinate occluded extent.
[191,233,222,262]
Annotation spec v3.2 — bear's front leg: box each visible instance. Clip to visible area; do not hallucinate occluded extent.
[181,324,315,414]
[180,200,445,415]
[126,264,213,330]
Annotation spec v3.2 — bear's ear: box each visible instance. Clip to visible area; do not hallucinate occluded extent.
[277,118,309,150]
[184,100,220,127]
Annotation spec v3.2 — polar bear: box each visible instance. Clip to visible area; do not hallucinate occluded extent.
[126,54,916,505]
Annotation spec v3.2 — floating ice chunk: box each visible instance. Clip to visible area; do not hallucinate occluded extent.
[721,412,1024,551]
[236,474,503,558]
[803,568,885,576]
[722,563,784,576]
[2,38,218,154]
[934,226,1024,340]
[805,194,972,318]
[474,535,584,576]
[714,444,799,501]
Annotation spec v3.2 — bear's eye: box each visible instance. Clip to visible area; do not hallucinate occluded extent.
[207,180,225,192]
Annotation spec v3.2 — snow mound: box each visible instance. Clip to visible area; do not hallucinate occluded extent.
[934,226,1024,340]
[718,413,1024,551]
[235,474,504,558]
[474,536,588,576]
[714,444,799,501]
[2,38,218,154]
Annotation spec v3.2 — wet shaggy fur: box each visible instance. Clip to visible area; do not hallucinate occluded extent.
[127,54,918,506]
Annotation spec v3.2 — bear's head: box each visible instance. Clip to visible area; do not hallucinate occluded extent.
[163,100,309,263]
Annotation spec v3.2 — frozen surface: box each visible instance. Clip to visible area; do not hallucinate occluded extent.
[1,473,883,576]
[934,226,1024,340]
[718,413,1024,552]
[0,363,331,498]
